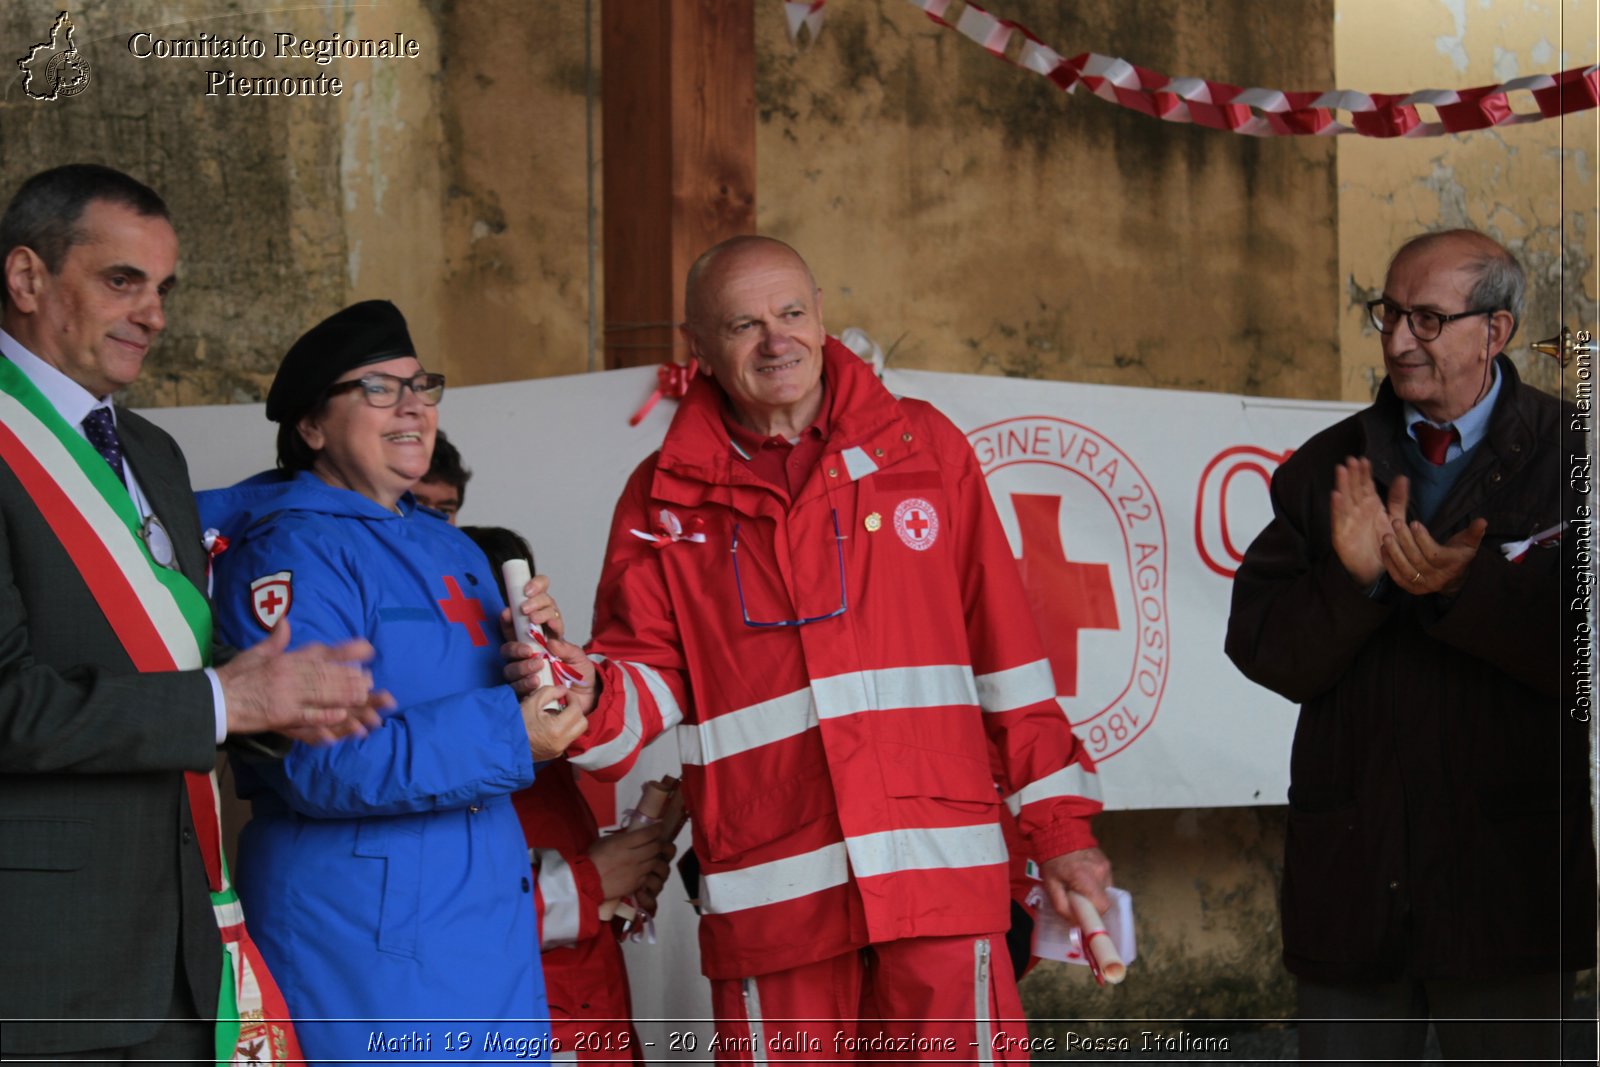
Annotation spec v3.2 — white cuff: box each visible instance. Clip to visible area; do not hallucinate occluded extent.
[205,667,227,745]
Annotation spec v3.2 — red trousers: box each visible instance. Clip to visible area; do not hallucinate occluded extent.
[544,929,642,1065]
[708,933,1033,1063]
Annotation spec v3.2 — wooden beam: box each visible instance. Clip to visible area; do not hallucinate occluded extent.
[602,0,756,370]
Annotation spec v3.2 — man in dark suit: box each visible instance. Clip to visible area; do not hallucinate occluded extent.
[1226,230,1593,1060]
[0,164,385,1061]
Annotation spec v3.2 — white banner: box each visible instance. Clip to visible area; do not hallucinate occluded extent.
[900,369,1358,809]
[148,362,1357,811]
[144,360,1358,1031]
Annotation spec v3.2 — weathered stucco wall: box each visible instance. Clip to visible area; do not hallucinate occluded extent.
[0,0,594,402]
[435,0,595,385]
[1336,0,1598,405]
[754,0,1340,400]
[1022,807,1295,1026]
[1,0,366,408]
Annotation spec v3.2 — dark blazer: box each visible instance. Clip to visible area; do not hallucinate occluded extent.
[1226,357,1595,982]
[0,403,224,1055]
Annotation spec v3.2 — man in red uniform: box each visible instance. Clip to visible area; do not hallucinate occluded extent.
[523,237,1112,1061]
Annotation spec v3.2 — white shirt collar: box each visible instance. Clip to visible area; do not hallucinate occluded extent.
[0,327,113,430]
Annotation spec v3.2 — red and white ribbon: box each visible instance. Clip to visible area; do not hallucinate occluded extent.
[784,1,827,45]
[629,362,697,427]
[609,806,661,945]
[785,1,1598,136]
[528,625,586,687]
[898,0,1597,138]
[630,509,707,549]
[1501,520,1567,563]
[839,326,886,378]
[203,527,229,598]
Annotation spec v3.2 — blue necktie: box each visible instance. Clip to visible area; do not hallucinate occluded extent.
[82,407,125,482]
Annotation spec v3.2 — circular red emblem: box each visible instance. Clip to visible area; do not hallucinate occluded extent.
[968,417,1170,762]
[1193,445,1294,579]
[893,497,940,551]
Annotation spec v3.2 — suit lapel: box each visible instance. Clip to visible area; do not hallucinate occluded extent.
[116,410,208,590]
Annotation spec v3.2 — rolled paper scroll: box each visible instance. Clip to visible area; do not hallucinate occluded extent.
[501,559,559,712]
[1069,891,1127,984]
[601,776,682,922]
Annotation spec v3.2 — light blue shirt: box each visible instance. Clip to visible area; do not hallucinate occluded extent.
[1403,361,1502,463]
[1,328,229,742]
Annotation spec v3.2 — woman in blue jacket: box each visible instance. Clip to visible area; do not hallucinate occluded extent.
[200,301,586,1064]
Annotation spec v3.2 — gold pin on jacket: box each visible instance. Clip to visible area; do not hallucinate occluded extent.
[864,512,882,532]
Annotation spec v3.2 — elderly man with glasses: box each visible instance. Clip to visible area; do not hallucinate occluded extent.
[1226,229,1593,1060]
[519,236,1112,1058]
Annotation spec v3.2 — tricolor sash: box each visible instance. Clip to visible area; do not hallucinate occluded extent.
[0,358,302,1066]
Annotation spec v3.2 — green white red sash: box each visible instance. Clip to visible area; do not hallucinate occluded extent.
[0,358,302,1066]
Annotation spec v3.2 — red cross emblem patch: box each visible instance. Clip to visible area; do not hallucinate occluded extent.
[249,571,293,631]
[893,497,939,551]
[437,575,489,646]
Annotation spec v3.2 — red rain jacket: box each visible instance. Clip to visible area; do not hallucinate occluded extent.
[568,338,1102,980]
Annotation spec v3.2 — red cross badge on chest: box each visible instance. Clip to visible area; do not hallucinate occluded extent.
[437,575,489,646]
[893,497,940,551]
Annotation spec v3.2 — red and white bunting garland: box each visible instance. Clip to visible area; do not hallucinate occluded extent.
[784,1,827,46]
[783,1,1598,138]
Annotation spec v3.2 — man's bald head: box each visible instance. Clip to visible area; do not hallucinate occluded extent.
[1387,228,1525,340]
[683,236,817,337]
[678,235,827,437]
[1378,228,1524,423]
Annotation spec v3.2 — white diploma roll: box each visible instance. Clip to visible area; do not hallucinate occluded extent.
[1031,886,1135,983]
[500,559,557,708]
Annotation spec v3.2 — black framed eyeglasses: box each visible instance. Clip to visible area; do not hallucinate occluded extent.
[326,371,446,408]
[1366,298,1492,342]
[730,509,848,628]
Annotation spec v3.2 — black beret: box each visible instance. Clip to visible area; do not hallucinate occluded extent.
[266,300,416,423]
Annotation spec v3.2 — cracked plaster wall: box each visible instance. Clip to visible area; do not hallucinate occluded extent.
[756,0,1339,400]
[1,0,592,403]
[1336,0,1598,405]
[1,1,376,408]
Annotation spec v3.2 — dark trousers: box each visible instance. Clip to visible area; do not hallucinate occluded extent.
[1298,971,1577,1063]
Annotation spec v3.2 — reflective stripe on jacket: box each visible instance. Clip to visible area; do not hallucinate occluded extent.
[570,339,1101,980]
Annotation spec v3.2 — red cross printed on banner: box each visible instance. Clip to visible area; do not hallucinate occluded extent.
[904,509,931,539]
[437,575,489,646]
[1012,493,1119,696]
